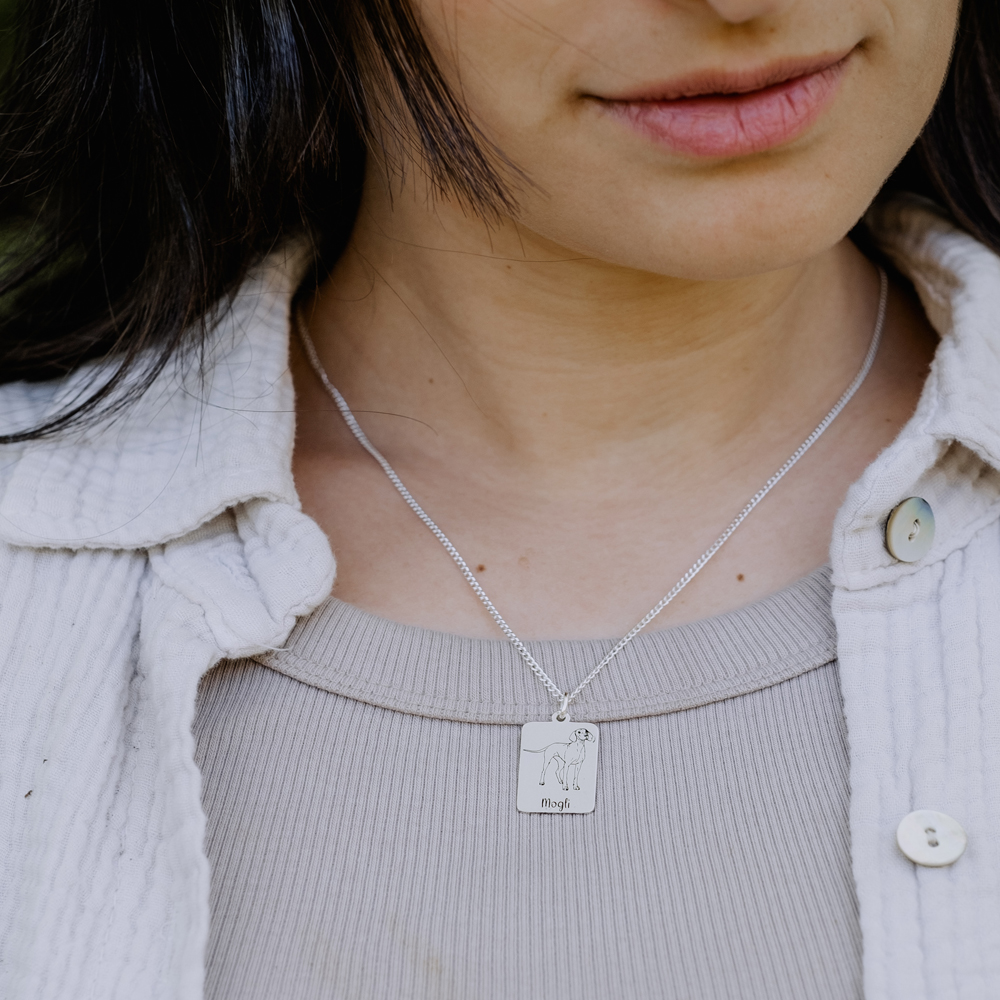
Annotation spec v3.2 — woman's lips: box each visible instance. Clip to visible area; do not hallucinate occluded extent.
[601,55,851,159]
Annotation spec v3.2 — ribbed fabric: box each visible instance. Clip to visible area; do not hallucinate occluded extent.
[251,562,837,725]
[194,566,862,1000]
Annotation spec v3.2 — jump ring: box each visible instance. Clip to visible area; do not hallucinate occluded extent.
[551,693,570,722]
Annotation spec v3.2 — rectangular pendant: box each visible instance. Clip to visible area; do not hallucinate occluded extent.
[517,720,600,814]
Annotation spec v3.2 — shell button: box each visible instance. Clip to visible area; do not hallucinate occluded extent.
[896,810,967,867]
[885,497,935,562]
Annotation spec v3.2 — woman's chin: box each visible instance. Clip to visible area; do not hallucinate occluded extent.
[516,175,873,284]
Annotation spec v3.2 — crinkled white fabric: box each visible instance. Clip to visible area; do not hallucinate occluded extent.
[829,201,1000,999]
[1,201,999,999]
[0,248,336,1000]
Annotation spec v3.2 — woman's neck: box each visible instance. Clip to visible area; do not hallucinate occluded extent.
[293,181,935,638]
[306,181,875,478]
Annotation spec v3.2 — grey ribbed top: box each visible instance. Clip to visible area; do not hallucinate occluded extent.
[194,565,861,1000]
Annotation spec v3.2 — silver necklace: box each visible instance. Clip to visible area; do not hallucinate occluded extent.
[299,267,887,814]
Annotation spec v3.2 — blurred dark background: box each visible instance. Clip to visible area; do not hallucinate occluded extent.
[0,0,16,76]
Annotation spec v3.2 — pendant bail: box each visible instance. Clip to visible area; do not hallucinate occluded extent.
[551,692,571,723]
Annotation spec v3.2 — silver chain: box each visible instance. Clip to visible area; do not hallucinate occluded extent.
[299,267,887,721]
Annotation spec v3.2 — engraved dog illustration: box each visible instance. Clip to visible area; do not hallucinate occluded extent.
[522,728,595,790]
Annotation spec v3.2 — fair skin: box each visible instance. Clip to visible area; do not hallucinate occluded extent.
[293,0,957,639]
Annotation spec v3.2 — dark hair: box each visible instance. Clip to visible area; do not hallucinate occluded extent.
[0,0,515,440]
[0,1,997,441]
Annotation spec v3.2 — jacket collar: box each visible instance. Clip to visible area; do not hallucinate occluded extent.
[2,201,1000,559]
[832,197,1000,589]
[875,197,1000,469]
[0,245,306,548]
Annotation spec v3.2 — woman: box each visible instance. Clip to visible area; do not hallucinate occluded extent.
[1,0,997,997]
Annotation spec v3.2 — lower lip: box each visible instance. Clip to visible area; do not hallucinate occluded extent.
[603,60,848,159]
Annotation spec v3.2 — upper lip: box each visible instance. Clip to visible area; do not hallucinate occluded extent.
[597,49,855,104]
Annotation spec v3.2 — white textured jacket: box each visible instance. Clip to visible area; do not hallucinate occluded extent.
[1,200,999,1000]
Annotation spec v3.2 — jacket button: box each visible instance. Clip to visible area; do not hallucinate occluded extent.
[885,497,935,562]
[896,810,967,866]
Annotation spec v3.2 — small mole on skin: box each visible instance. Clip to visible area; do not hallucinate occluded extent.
[477,564,486,572]
[737,573,745,582]
[518,555,530,569]
[428,377,434,384]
